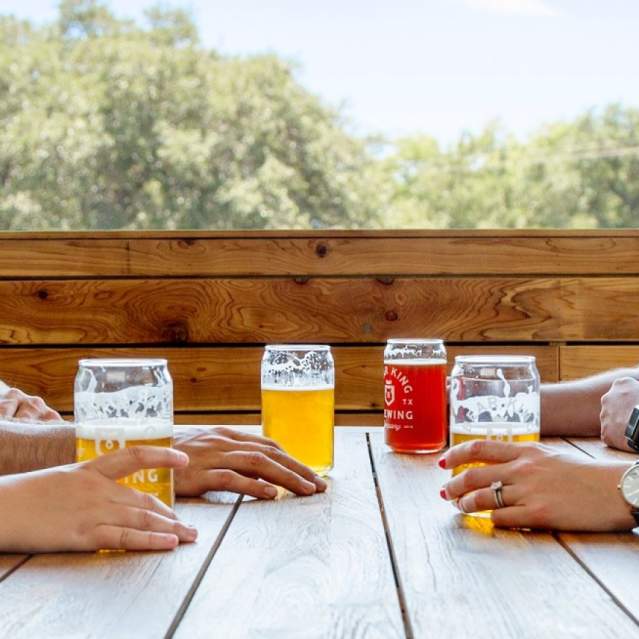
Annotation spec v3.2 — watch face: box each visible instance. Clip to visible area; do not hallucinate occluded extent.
[621,465,639,508]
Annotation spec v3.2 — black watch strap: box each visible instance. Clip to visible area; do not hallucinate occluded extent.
[625,407,639,452]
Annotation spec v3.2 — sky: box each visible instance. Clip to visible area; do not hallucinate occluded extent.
[3,0,639,144]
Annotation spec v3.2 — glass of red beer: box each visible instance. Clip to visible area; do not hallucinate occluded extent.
[384,338,447,453]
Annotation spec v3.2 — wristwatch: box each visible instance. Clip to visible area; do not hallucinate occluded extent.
[618,461,639,527]
[625,407,639,452]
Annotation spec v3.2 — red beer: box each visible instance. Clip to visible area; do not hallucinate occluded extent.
[384,339,447,453]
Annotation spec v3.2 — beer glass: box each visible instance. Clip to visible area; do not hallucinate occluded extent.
[384,339,447,453]
[261,345,334,476]
[75,358,175,506]
[450,355,540,515]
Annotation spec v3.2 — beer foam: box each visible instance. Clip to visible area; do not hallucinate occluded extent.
[384,359,447,366]
[451,421,539,436]
[76,418,173,441]
[261,384,334,392]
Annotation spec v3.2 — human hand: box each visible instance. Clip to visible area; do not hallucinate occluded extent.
[0,446,197,552]
[438,440,635,531]
[601,377,639,451]
[0,387,63,422]
[173,426,327,499]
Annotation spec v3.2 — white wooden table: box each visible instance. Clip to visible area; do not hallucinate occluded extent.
[1,428,638,638]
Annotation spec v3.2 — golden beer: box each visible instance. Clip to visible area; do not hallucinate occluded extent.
[450,422,540,476]
[76,422,175,507]
[262,385,334,476]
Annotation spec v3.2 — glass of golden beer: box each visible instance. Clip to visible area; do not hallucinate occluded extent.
[261,345,335,476]
[450,355,540,516]
[74,358,174,506]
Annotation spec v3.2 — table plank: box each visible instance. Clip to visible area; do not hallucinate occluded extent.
[560,437,639,624]
[173,430,405,639]
[0,498,239,639]
[369,432,639,638]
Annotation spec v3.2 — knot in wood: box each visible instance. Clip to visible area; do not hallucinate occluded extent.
[315,243,329,258]
[377,277,395,286]
[37,289,49,300]
[385,310,399,322]
[294,276,310,285]
[162,321,190,343]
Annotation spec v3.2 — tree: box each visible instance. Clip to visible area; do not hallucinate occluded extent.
[0,1,382,230]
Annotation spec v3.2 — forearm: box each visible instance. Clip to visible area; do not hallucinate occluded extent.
[542,367,639,436]
[0,421,75,475]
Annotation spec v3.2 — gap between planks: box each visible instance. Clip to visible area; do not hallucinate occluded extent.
[366,432,415,639]
[554,437,639,629]
[164,495,243,639]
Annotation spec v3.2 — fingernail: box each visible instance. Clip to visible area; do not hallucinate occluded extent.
[264,485,278,498]
[175,451,189,463]
[185,527,198,540]
[438,457,447,469]
[304,481,317,495]
[440,487,447,500]
[314,475,327,490]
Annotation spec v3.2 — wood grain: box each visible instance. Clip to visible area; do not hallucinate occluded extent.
[0,499,238,639]
[2,234,639,276]
[558,438,639,625]
[560,346,639,380]
[2,277,639,345]
[173,430,405,639]
[0,345,558,413]
[369,432,639,638]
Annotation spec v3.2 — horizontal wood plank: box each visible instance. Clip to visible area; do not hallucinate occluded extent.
[1,277,638,344]
[170,413,385,426]
[559,438,639,625]
[2,234,639,277]
[560,346,639,380]
[0,345,558,413]
[369,432,639,638]
[174,430,404,639]
[0,500,238,639]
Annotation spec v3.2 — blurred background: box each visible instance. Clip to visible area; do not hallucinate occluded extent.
[1,0,638,230]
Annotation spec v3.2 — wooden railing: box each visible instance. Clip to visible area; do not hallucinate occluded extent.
[1,229,638,424]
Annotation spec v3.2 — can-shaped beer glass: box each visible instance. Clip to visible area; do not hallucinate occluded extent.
[384,339,447,453]
[74,358,175,506]
[261,345,335,476]
[450,355,540,515]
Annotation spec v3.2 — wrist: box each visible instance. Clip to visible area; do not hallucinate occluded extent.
[610,463,639,530]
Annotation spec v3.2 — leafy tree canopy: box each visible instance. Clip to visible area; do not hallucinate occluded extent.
[1,1,638,229]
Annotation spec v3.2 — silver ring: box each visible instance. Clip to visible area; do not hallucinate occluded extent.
[490,480,506,509]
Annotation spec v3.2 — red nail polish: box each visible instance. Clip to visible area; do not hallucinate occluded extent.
[438,458,447,469]
[440,488,447,499]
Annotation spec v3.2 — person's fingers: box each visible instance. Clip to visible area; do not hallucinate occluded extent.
[491,506,534,529]
[442,463,515,500]
[108,482,178,520]
[40,408,64,422]
[229,441,327,491]
[214,427,285,451]
[0,398,19,418]
[112,506,197,543]
[439,439,523,469]
[197,469,279,499]
[456,485,519,514]
[218,451,317,495]
[88,446,189,480]
[93,525,179,551]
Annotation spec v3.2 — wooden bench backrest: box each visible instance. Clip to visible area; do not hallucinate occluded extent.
[1,230,638,424]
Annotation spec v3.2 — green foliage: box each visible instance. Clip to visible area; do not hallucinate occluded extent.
[385,106,639,229]
[1,1,638,229]
[0,1,381,230]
